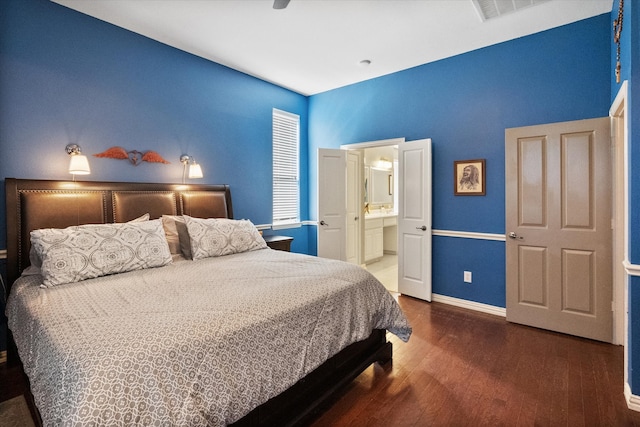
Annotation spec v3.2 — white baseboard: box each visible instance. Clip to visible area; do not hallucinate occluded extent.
[625,383,640,412]
[431,293,506,317]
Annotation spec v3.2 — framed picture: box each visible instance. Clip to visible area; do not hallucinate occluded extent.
[454,159,486,196]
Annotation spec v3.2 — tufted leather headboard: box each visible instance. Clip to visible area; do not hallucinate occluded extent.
[4,178,233,292]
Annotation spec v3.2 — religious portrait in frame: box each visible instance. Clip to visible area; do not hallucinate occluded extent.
[454,159,486,196]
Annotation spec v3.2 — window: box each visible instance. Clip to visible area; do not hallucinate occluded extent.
[272,109,299,225]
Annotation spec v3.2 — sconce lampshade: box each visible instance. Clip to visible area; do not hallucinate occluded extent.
[180,154,204,183]
[188,162,203,179]
[68,155,91,175]
[66,144,91,175]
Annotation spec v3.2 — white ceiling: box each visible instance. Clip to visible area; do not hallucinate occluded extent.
[52,0,613,96]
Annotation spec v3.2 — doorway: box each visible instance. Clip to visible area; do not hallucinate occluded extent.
[319,138,432,300]
[341,139,402,292]
[362,145,399,292]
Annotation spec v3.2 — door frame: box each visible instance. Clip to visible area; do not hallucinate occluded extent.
[346,150,363,265]
[610,81,628,349]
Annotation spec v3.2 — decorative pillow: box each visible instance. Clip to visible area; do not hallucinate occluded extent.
[175,220,193,259]
[25,213,151,275]
[30,219,171,287]
[161,215,192,258]
[183,216,267,260]
[161,215,182,255]
[128,213,150,222]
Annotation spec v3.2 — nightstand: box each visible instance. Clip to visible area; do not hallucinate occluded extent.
[263,235,293,252]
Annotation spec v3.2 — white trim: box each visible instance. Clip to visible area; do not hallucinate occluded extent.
[271,222,302,230]
[340,137,405,150]
[432,229,506,241]
[256,221,315,231]
[305,223,506,242]
[625,383,640,412]
[610,80,630,372]
[0,249,6,260]
[432,293,506,317]
[624,260,640,276]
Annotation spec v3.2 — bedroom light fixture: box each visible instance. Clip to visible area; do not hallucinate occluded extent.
[66,144,91,175]
[373,158,392,170]
[180,154,204,183]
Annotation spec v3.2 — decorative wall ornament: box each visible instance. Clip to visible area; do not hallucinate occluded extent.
[93,146,170,166]
[614,0,624,83]
[454,159,486,196]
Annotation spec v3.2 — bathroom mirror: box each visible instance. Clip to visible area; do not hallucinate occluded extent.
[370,167,393,205]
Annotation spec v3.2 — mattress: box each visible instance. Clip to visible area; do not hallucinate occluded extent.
[6,248,411,426]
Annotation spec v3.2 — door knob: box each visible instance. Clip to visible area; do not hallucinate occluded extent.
[508,231,523,240]
[320,220,328,226]
[416,225,427,231]
[354,216,359,221]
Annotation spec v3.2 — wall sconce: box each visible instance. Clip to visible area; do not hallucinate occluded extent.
[66,144,91,175]
[180,154,204,184]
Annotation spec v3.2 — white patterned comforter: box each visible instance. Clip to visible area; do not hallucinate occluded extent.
[6,248,411,426]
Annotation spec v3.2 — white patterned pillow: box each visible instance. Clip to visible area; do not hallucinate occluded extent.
[26,212,151,274]
[31,219,172,287]
[183,216,267,260]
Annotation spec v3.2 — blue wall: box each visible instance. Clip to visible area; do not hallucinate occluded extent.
[0,0,310,251]
[309,14,611,308]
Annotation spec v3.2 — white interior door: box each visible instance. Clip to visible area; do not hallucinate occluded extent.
[317,148,347,260]
[398,139,432,301]
[346,150,363,264]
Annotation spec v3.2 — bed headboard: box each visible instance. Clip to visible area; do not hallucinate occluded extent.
[4,178,233,292]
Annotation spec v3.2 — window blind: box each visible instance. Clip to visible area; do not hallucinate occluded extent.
[273,109,299,224]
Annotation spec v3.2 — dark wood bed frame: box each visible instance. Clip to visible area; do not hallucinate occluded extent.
[4,178,392,426]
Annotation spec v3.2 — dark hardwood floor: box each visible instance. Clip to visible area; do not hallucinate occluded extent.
[311,296,640,426]
[2,296,640,426]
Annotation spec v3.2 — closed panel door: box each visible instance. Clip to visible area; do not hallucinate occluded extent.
[505,118,612,342]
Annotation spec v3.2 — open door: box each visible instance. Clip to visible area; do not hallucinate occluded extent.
[346,150,363,265]
[398,139,432,301]
[505,118,612,342]
[317,148,347,260]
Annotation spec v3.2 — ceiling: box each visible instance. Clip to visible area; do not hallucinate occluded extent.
[52,0,613,96]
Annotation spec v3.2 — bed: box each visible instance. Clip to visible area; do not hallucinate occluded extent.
[4,178,411,426]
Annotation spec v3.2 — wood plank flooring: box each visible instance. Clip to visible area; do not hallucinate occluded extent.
[310,295,640,426]
[2,296,640,426]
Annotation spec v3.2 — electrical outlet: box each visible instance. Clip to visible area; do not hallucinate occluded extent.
[464,271,472,283]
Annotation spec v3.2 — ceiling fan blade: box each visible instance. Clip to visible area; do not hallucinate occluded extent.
[273,0,291,9]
